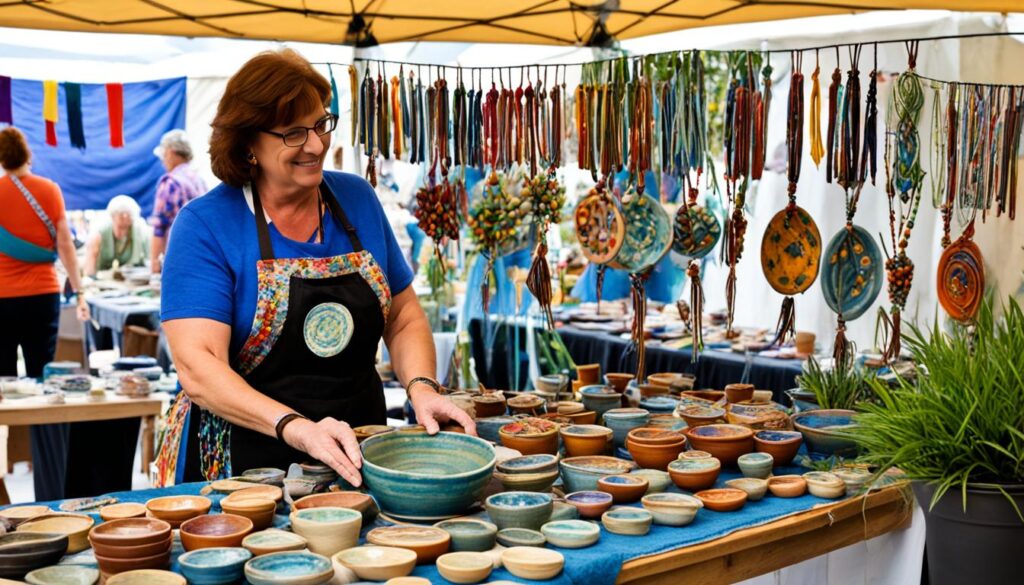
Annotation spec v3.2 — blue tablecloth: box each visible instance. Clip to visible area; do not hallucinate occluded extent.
[15,462,845,585]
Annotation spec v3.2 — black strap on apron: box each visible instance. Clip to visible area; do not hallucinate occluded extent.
[251,182,364,260]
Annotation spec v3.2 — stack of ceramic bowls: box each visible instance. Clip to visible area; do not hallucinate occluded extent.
[288,508,360,557]
[292,492,379,526]
[220,497,276,531]
[0,533,69,579]
[88,518,172,579]
[625,428,687,470]
[558,456,636,493]
[492,454,559,492]
[602,409,651,448]
[145,495,212,529]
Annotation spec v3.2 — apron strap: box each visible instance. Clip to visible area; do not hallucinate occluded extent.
[9,175,57,244]
[251,180,365,261]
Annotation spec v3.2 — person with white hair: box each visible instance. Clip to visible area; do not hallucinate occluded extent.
[84,194,150,276]
[149,129,207,273]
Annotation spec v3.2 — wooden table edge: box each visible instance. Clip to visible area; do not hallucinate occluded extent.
[616,483,914,584]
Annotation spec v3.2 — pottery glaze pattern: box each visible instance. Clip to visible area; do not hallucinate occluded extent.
[673,203,721,259]
[575,191,625,264]
[937,236,985,322]
[608,190,674,272]
[760,206,822,295]
[822,225,884,320]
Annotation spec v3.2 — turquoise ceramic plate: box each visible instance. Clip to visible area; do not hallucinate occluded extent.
[821,224,883,320]
[608,190,673,273]
[672,203,721,259]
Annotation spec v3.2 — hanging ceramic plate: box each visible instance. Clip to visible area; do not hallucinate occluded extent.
[608,189,674,273]
[575,190,625,265]
[821,225,884,321]
[937,236,984,322]
[760,205,822,295]
[672,203,721,260]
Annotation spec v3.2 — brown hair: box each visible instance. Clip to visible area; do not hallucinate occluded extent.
[209,49,331,187]
[0,126,31,171]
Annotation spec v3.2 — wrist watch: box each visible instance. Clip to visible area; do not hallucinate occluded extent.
[407,376,441,397]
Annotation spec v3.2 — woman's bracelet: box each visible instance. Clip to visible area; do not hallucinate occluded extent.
[407,376,441,397]
[274,412,309,442]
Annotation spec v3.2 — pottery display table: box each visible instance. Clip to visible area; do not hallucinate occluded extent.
[0,393,166,505]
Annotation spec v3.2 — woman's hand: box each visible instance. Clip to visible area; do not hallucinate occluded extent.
[76,297,90,322]
[281,417,363,487]
[410,387,477,436]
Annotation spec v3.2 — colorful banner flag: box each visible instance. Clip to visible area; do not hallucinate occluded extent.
[43,79,58,146]
[106,83,124,148]
[65,82,86,150]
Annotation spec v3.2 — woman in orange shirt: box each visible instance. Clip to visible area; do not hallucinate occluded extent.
[0,126,89,501]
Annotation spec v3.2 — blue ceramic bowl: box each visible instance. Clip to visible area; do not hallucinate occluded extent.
[785,388,820,413]
[475,416,517,444]
[639,396,680,414]
[179,547,252,585]
[495,453,559,475]
[550,501,580,521]
[540,520,600,549]
[495,528,546,548]
[558,456,636,493]
[602,408,651,447]
[244,551,333,585]
[792,409,859,457]
[484,492,553,531]
[580,386,622,420]
[361,431,495,520]
[433,518,498,552]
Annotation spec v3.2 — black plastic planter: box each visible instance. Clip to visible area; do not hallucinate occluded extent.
[913,482,1024,585]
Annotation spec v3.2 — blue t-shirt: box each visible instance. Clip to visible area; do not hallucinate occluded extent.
[161,171,414,357]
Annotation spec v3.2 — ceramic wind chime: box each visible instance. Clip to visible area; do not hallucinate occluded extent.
[760,52,822,347]
[821,45,884,362]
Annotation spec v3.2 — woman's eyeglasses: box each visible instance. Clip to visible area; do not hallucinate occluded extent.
[262,113,338,147]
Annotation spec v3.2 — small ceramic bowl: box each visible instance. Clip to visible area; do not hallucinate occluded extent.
[603,373,634,392]
[684,424,755,466]
[499,418,559,455]
[178,546,252,585]
[366,526,451,564]
[471,394,508,418]
[219,497,276,531]
[804,471,847,499]
[89,534,171,559]
[0,505,50,527]
[493,468,559,492]
[495,453,559,475]
[501,546,564,580]
[694,488,748,512]
[241,529,307,557]
[791,409,859,457]
[88,518,171,548]
[288,507,361,557]
[540,520,600,549]
[768,475,808,498]
[641,493,703,526]
[240,467,286,486]
[556,401,586,415]
[737,452,775,479]
[629,469,671,494]
[291,491,379,526]
[179,514,253,552]
[753,430,804,466]
[99,503,147,522]
[495,528,545,548]
[725,478,769,501]
[385,578,431,585]
[0,533,69,578]
[667,457,722,491]
[601,507,653,536]
[506,394,545,414]
[208,479,256,495]
[597,474,649,503]
[25,565,99,585]
[243,551,334,585]
[681,390,727,404]
[436,551,493,584]
[626,436,687,470]
[93,548,171,574]
[832,466,872,494]
[647,413,687,432]
[626,427,685,446]
[602,408,652,447]
[724,383,755,403]
[484,491,553,531]
[104,570,184,585]
[223,485,283,505]
[678,405,727,428]
[647,372,684,389]
[550,500,580,521]
[639,395,680,414]
[559,425,613,457]
[558,456,637,493]
[145,495,212,527]
[433,518,498,552]
[678,450,713,460]
[563,491,613,519]
[17,513,94,554]
[333,546,417,581]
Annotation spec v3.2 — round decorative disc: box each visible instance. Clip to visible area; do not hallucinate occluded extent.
[575,191,625,265]
[303,302,354,358]
[821,224,884,320]
[937,236,984,322]
[672,203,721,260]
[608,189,674,273]
[760,205,822,295]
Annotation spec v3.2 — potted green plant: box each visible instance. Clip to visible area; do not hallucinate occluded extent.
[851,297,1024,585]
[795,355,874,411]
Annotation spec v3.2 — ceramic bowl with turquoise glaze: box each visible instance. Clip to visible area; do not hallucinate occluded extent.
[433,518,498,552]
[558,456,637,493]
[785,388,820,413]
[484,492,553,531]
[550,501,580,521]
[179,547,252,585]
[361,431,495,521]
[792,410,859,457]
[602,408,651,447]
[243,551,333,585]
[496,453,559,475]
[821,224,884,321]
[495,528,546,548]
[540,520,600,549]
[580,386,622,420]
[639,396,680,414]
[601,507,653,536]
[737,452,774,479]
[475,416,517,444]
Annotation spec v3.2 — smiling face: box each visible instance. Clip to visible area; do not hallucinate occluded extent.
[251,108,332,196]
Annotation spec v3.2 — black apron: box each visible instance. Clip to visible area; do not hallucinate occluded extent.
[182,181,390,480]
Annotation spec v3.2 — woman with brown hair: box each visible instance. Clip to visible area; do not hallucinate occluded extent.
[161,49,473,485]
[0,126,89,500]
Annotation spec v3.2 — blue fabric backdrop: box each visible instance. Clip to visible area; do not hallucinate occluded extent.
[10,77,187,215]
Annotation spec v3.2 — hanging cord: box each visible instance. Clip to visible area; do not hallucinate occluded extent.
[809,49,825,167]
[860,43,880,185]
[825,45,842,184]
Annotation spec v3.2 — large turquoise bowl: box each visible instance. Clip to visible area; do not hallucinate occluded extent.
[792,409,859,457]
[361,431,496,520]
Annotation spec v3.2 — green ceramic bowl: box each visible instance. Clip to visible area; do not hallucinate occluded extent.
[433,518,498,552]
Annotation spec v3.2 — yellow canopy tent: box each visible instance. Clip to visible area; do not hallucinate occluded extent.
[0,1,1019,46]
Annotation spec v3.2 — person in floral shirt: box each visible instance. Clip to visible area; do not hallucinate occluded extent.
[149,129,207,272]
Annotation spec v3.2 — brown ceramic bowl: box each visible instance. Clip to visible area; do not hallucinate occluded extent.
[366,526,451,564]
[626,427,685,446]
[16,513,95,554]
[353,425,397,443]
[223,485,283,505]
[472,395,507,418]
[219,497,276,531]
[596,475,649,503]
[559,425,612,457]
[555,401,585,415]
[564,491,614,519]
[646,373,683,389]
[145,495,211,524]
[94,549,170,575]
[768,475,808,498]
[563,410,598,425]
[179,513,253,551]
[625,438,687,471]
[684,424,755,466]
[506,394,545,415]
[603,373,633,393]
[681,390,726,404]
[99,503,147,522]
[678,405,727,428]
[724,383,755,404]
[89,518,172,548]
[637,384,669,399]
[667,458,722,491]
[499,419,559,455]
[90,535,171,559]
[292,491,379,525]
[0,505,49,527]
[694,488,748,512]
[753,430,804,466]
